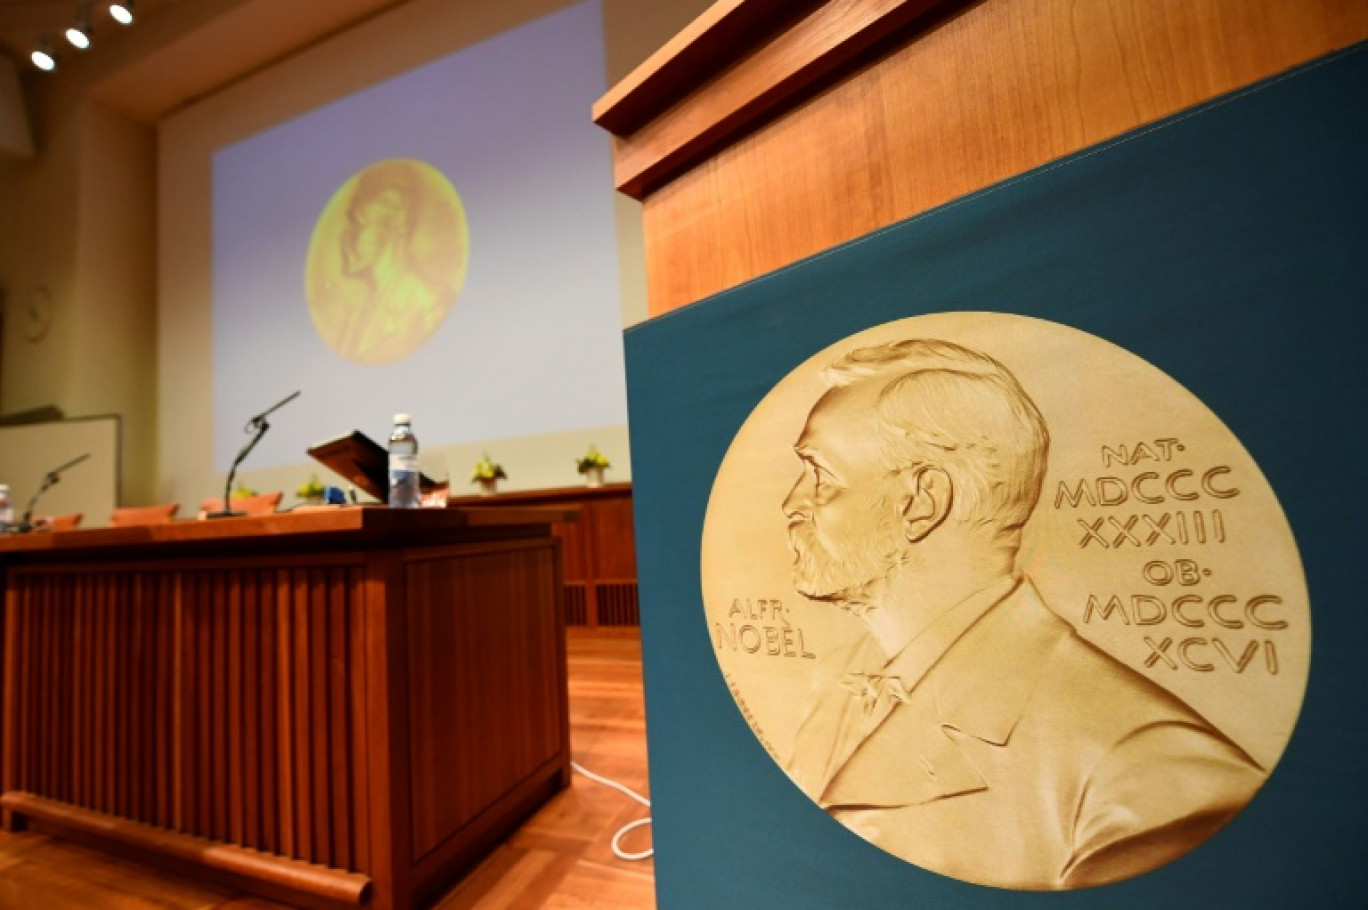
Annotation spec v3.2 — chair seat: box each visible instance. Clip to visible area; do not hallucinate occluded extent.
[109,503,179,527]
[196,491,283,519]
[35,513,83,532]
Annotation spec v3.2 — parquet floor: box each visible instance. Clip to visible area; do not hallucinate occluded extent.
[0,627,655,909]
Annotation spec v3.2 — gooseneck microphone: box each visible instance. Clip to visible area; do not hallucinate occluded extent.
[208,390,301,519]
[16,453,91,533]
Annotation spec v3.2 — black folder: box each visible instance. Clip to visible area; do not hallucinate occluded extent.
[307,430,437,502]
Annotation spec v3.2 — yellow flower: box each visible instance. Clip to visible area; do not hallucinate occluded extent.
[575,444,610,474]
[470,453,507,483]
[296,474,326,498]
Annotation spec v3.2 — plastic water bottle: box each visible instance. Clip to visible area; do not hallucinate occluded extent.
[388,413,421,509]
[0,484,12,531]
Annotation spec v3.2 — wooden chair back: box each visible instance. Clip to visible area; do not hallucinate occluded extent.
[197,491,283,519]
[42,513,83,532]
[109,503,179,527]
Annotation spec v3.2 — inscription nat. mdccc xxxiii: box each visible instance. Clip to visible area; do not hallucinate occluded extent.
[701,312,1308,891]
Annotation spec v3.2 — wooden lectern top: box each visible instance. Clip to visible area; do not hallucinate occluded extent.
[595,0,1368,315]
[0,504,570,562]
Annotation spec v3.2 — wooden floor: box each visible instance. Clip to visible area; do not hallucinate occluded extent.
[0,627,654,910]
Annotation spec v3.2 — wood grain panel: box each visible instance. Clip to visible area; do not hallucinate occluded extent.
[0,509,568,910]
[0,628,648,910]
[259,568,279,856]
[405,545,566,861]
[359,547,411,910]
[212,571,228,843]
[329,569,353,873]
[347,565,371,877]
[555,518,589,582]
[1,562,366,872]
[601,0,1368,313]
[292,569,313,864]
[227,571,244,848]
[596,583,641,627]
[241,569,260,850]
[564,583,589,626]
[273,568,295,860]
[445,485,638,627]
[588,497,638,581]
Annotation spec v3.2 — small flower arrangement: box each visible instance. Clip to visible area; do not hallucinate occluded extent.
[575,444,611,475]
[470,454,507,484]
[296,474,326,500]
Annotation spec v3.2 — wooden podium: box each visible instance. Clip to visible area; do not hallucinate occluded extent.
[595,1,1368,908]
[0,507,570,910]
[595,0,1368,315]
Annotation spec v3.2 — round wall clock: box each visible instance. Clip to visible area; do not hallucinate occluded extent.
[24,286,53,342]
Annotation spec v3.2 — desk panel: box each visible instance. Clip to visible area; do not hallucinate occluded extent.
[0,508,568,910]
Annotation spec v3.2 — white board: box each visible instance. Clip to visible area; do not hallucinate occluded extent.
[0,416,120,529]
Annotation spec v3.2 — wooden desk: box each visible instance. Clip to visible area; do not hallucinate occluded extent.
[0,507,570,910]
[448,483,638,627]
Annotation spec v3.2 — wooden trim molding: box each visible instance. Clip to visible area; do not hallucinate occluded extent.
[595,0,1368,314]
[595,0,952,198]
[594,0,817,133]
[1,792,372,906]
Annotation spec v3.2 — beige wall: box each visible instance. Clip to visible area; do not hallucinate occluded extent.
[0,81,82,417]
[73,102,156,505]
[0,0,710,515]
[0,87,155,507]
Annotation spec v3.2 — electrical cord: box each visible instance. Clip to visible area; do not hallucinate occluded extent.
[571,760,653,861]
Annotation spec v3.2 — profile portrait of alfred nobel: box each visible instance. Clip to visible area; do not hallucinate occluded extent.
[781,338,1266,890]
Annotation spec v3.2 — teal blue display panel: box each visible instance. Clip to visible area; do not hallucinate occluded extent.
[624,43,1368,908]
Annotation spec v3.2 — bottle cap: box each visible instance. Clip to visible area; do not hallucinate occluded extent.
[393,413,412,425]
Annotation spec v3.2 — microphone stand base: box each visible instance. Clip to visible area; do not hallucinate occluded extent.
[205,510,246,519]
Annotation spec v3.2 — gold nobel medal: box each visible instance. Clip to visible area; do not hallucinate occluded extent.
[701,312,1308,890]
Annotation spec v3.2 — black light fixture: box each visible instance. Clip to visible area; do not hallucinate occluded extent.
[108,2,135,26]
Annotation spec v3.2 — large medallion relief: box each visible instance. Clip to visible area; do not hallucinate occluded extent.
[701,312,1308,890]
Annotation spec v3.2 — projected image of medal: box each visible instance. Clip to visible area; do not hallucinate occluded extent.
[306,158,469,365]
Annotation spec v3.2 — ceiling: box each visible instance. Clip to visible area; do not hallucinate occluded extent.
[0,0,408,123]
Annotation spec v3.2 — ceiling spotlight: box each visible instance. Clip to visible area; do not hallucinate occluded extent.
[108,2,134,25]
[65,22,92,50]
[31,45,57,71]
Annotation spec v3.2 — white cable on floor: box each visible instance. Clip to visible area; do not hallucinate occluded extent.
[571,760,654,861]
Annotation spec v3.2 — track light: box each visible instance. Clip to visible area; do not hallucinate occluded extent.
[65,22,91,50]
[31,44,57,72]
[31,1,141,69]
